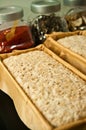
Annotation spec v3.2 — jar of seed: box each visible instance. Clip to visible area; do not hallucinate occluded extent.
[30,0,69,45]
[63,0,86,31]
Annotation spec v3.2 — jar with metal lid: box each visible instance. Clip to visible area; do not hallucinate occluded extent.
[30,0,69,45]
[0,5,34,53]
[63,0,86,31]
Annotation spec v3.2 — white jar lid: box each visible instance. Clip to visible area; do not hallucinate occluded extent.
[31,0,61,14]
[0,5,23,22]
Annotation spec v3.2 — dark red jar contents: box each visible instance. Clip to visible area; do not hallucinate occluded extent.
[0,26,34,53]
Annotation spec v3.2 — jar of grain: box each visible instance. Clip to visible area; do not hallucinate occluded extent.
[29,0,69,45]
[63,0,86,31]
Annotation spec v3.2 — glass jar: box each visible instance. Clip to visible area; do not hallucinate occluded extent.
[0,5,34,53]
[30,0,69,45]
[63,0,86,31]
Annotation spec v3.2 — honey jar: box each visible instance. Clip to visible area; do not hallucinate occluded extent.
[0,5,34,53]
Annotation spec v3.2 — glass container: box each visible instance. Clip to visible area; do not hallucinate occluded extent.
[30,0,69,45]
[0,5,34,53]
[63,0,86,31]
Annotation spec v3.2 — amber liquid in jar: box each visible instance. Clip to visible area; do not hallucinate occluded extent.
[0,25,34,53]
[0,6,34,53]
